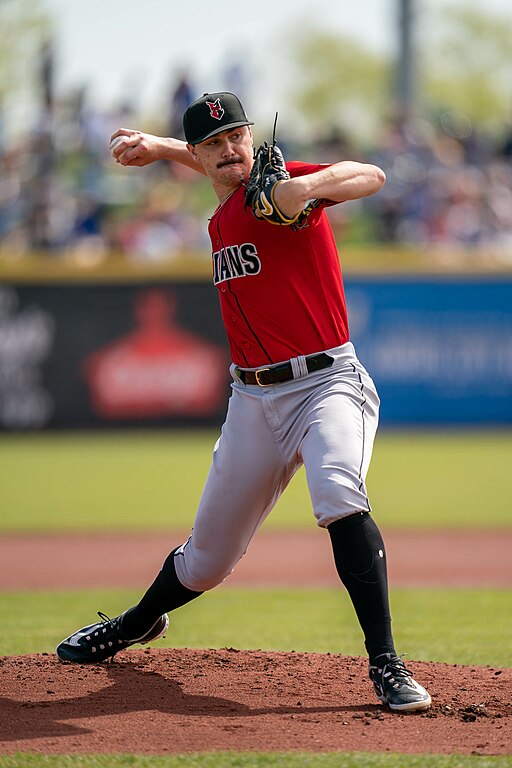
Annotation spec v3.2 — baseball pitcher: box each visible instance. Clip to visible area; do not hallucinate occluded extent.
[57,92,431,712]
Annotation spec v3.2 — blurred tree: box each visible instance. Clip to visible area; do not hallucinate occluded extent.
[420,3,512,133]
[287,3,512,144]
[0,0,52,129]
[286,30,391,145]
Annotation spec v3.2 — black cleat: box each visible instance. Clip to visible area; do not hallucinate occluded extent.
[56,611,169,663]
[369,653,431,712]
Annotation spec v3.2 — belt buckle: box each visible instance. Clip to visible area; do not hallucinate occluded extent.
[255,367,272,386]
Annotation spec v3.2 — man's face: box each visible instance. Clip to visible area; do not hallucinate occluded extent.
[188,126,254,192]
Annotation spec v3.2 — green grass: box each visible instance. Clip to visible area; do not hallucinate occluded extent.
[1,587,510,667]
[1,433,510,767]
[1,754,511,768]
[0,430,511,532]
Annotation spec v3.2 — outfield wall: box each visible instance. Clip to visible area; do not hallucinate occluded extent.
[346,277,512,425]
[0,276,511,430]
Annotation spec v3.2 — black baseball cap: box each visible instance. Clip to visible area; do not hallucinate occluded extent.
[183,92,254,145]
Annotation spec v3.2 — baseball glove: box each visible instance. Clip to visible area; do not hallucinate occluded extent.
[244,114,323,229]
[244,140,299,226]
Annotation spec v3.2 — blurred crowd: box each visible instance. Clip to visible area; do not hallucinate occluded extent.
[1,72,512,266]
[366,114,512,255]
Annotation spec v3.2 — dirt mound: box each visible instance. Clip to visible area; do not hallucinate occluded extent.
[0,649,510,756]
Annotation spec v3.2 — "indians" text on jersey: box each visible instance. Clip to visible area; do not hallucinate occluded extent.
[212,243,261,285]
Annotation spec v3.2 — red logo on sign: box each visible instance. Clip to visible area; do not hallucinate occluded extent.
[84,289,227,419]
[206,98,224,121]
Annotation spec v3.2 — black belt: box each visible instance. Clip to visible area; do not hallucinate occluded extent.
[235,352,334,387]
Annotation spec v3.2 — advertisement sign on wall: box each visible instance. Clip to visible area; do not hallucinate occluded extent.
[1,277,511,430]
[0,282,230,430]
[346,278,512,425]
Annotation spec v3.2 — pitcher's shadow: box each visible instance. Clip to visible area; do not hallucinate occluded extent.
[0,659,381,743]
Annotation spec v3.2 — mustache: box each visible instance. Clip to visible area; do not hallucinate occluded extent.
[217,157,244,168]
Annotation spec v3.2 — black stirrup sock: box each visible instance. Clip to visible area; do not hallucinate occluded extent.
[327,512,396,663]
[120,548,203,640]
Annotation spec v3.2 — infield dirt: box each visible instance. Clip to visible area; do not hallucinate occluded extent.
[1,527,511,756]
[0,649,511,756]
[1,528,511,590]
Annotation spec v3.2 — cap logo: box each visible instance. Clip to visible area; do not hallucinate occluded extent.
[206,98,225,121]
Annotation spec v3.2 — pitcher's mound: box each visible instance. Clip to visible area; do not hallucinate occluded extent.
[0,649,510,755]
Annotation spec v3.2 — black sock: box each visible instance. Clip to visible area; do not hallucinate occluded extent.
[327,512,396,664]
[121,548,203,640]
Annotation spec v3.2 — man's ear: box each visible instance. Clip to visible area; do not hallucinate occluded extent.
[186,143,200,163]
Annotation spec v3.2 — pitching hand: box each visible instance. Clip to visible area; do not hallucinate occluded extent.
[109,129,166,167]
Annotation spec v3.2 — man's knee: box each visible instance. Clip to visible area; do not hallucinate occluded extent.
[174,549,234,592]
[312,476,371,528]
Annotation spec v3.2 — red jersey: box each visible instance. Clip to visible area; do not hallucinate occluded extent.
[207,161,349,367]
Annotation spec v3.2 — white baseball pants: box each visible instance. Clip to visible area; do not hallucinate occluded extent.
[174,342,380,592]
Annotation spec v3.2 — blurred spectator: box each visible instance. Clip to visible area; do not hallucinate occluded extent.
[364,112,512,256]
[1,92,511,264]
[168,73,195,140]
[222,55,249,105]
[501,124,512,159]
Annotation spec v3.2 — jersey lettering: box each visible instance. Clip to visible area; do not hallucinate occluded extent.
[226,246,244,277]
[240,243,260,274]
[213,242,261,285]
